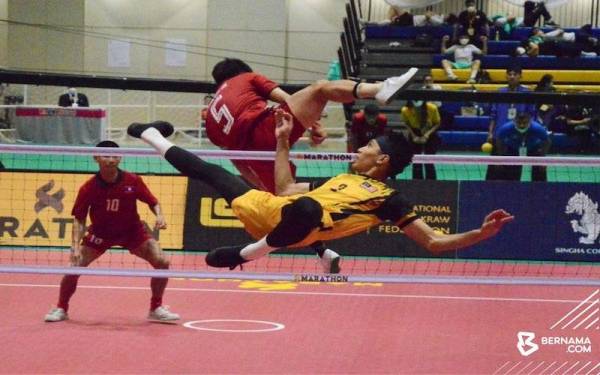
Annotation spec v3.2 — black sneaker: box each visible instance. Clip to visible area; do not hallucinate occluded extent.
[206,245,249,270]
[544,20,559,27]
[127,121,174,138]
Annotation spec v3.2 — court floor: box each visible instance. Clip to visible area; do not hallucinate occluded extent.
[1,273,599,374]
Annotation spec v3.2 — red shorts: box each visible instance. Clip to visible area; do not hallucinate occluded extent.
[82,222,152,253]
[232,103,305,193]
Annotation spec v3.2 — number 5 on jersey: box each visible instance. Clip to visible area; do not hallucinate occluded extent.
[210,94,234,134]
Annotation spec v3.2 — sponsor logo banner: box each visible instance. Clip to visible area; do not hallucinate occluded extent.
[458,181,600,261]
[0,172,186,249]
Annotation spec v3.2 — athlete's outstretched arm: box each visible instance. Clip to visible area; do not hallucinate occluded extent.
[274,109,310,196]
[402,209,514,254]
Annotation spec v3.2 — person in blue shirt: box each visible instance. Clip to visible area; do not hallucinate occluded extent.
[488,66,537,142]
[487,112,550,181]
[486,66,537,180]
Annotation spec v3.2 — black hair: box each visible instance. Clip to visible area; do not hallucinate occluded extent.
[376,133,415,178]
[536,74,554,91]
[211,58,253,86]
[96,140,119,148]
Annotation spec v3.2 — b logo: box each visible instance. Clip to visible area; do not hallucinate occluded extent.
[517,332,539,356]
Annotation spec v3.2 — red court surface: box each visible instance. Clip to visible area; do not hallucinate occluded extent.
[1,273,599,374]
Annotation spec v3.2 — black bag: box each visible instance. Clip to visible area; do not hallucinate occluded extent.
[476,69,492,84]
[414,33,433,47]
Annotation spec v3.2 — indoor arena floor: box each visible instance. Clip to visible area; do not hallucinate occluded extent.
[1,273,599,374]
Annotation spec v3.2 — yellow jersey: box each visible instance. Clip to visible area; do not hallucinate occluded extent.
[231,173,417,248]
[400,103,441,134]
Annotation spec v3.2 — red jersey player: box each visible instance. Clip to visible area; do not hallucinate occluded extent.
[203,59,417,273]
[206,58,417,193]
[44,140,179,323]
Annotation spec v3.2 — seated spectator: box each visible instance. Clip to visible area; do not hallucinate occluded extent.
[514,28,600,58]
[386,7,444,27]
[348,104,387,153]
[491,15,522,40]
[58,87,89,107]
[487,112,550,181]
[441,34,487,84]
[454,0,489,46]
[400,100,441,180]
[534,74,559,129]
[523,1,559,27]
[565,105,596,154]
[422,75,442,108]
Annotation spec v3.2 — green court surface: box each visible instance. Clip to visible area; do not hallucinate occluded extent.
[1,152,599,182]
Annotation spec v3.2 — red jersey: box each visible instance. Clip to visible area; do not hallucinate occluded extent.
[71,171,158,238]
[205,72,279,149]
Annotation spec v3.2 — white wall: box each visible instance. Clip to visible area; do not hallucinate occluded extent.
[367,0,594,27]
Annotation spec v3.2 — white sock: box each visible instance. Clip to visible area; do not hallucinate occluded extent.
[140,128,174,156]
[240,237,276,260]
[470,70,477,79]
[444,67,454,77]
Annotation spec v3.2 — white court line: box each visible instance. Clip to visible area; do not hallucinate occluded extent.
[561,300,599,329]
[527,362,545,375]
[550,290,599,329]
[0,282,594,304]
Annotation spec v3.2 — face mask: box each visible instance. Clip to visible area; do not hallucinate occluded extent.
[413,101,423,107]
[459,39,469,46]
[467,6,476,12]
[516,125,529,133]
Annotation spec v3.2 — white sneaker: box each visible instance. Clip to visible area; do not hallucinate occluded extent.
[375,67,419,105]
[44,307,68,322]
[148,306,180,322]
[319,249,341,274]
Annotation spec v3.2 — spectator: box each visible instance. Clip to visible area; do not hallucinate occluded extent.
[565,105,595,154]
[348,104,387,152]
[486,66,537,180]
[523,1,559,27]
[422,75,442,108]
[534,74,559,128]
[58,87,89,108]
[454,0,489,46]
[487,66,536,142]
[516,28,578,57]
[386,7,444,27]
[401,100,441,180]
[487,112,550,181]
[491,15,521,40]
[441,34,487,84]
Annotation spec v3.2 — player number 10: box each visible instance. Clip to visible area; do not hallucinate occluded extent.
[106,199,119,212]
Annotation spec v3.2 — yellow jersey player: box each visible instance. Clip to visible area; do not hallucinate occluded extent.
[127,112,513,271]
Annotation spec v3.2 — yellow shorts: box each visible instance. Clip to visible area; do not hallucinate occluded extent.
[231,190,335,248]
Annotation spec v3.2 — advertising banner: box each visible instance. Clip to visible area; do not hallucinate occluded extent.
[458,181,600,262]
[0,172,186,249]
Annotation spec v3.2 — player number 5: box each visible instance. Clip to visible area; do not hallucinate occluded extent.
[209,94,234,135]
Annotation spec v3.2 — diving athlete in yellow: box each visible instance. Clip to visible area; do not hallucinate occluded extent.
[127,111,513,271]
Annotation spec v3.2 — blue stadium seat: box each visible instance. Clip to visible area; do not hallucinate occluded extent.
[487,41,520,55]
[439,131,488,147]
[451,116,491,131]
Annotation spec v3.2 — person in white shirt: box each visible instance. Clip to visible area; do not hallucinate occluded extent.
[441,34,487,84]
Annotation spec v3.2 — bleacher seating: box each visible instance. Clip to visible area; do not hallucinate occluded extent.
[433,55,600,70]
[356,23,600,153]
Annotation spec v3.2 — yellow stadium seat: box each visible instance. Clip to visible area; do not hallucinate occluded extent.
[431,69,600,84]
